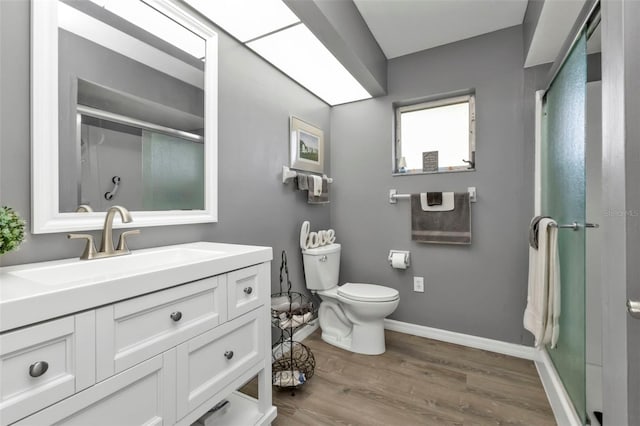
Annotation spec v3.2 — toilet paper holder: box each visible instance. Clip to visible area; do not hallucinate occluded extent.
[388,250,410,269]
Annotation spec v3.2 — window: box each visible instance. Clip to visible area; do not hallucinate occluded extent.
[394,94,475,174]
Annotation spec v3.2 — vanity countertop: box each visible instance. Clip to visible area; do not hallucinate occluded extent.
[0,242,272,333]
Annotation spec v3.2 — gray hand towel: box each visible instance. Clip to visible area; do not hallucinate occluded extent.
[308,177,329,204]
[411,192,471,244]
[427,192,443,206]
[296,174,309,190]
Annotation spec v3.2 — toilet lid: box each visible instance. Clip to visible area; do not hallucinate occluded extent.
[337,283,399,302]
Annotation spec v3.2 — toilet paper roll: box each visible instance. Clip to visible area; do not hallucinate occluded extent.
[390,252,408,269]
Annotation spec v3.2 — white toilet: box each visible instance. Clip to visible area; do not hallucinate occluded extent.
[302,243,399,355]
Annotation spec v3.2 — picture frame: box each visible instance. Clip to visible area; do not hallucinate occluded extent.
[290,116,324,174]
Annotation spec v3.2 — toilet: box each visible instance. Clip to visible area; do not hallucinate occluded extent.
[302,243,399,355]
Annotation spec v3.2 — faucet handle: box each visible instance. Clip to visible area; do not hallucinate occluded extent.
[67,234,98,260]
[116,229,140,252]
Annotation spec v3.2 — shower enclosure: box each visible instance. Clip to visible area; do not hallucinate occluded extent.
[538,5,602,423]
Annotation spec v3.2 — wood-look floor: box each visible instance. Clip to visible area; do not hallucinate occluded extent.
[241,329,556,426]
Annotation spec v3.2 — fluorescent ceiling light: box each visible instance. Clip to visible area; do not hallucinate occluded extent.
[183,0,300,42]
[247,24,371,105]
[87,0,206,59]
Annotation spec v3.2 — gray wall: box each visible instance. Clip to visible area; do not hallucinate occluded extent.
[0,0,331,298]
[330,26,539,344]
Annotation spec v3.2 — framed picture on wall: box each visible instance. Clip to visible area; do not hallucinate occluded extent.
[290,116,324,174]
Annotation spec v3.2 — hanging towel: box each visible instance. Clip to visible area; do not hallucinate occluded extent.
[310,175,323,196]
[296,174,309,191]
[427,192,442,206]
[410,192,471,244]
[528,215,551,249]
[308,177,329,204]
[523,218,561,348]
[420,192,455,212]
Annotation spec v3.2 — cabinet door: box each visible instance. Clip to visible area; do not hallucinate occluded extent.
[176,308,264,419]
[15,351,176,426]
[227,264,268,320]
[96,276,226,380]
[0,312,95,426]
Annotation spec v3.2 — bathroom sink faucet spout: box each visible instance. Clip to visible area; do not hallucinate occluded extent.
[100,205,133,254]
[67,205,140,260]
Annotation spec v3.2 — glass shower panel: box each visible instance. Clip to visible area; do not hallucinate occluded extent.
[541,33,587,422]
[142,131,205,211]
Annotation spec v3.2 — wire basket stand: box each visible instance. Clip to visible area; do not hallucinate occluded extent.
[270,251,316,394]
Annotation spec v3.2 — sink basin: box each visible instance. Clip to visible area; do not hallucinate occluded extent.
[0,241,272,333]
[10,247,224,286]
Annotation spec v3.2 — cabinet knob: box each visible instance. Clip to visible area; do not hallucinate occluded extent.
[243,287,253,295]
[224,350,234,360]
[29,361,49,378]
[170,311,182,322]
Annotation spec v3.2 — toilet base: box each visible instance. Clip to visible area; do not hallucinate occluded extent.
[350,320,386,355]
[320,332,352,353]
[320,319,386,355]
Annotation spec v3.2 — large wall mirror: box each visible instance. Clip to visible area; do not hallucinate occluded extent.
[31,0,218,233]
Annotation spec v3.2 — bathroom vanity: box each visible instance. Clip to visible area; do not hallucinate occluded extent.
[0,242,276,426]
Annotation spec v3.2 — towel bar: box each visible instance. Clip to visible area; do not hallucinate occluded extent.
[283,166,333,184]
[549,222,599,231]
[389,188,477,204]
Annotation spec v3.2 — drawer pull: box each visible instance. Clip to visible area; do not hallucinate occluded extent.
[224,350,234,360]
[29,361,49,378]
[243,287,253,295]
[170,311,183,322]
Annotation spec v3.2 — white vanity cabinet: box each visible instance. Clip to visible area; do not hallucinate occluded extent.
[0,251,275,426]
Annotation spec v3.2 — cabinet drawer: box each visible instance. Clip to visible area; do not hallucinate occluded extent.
[176,308,264,419]
[0,312,95,426]
[14,352,176,426]
[227,264,268,320]
[96,276,226,380]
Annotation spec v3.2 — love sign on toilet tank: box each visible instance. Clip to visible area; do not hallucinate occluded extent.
[300,221,336,249]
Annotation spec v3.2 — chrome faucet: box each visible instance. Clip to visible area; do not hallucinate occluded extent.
[68,206,140,260]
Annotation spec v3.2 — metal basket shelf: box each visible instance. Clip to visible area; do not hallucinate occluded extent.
[271,291,315,332]
[271,340,316,391]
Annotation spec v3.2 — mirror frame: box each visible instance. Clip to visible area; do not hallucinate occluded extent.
[31,0,218,234]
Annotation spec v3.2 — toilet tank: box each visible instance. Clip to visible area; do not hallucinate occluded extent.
[302,243,341,291]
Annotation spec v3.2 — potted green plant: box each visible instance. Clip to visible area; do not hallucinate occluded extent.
[0,206,26,255]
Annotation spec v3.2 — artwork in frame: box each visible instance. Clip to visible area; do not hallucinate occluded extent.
[290,116,324,174]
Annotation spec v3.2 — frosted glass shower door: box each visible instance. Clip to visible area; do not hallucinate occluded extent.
[541,33,587,422]
[142,131,205,211]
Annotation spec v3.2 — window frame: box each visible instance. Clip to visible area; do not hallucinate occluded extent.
[393,93,476,175]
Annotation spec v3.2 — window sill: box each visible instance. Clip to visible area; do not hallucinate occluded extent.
[392,168,476,177]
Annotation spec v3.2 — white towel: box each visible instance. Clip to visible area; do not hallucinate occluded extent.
[311,175,323,196]
[420,192,455,211]
[523,218,561,348]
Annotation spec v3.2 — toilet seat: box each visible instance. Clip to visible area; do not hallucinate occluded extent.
[338,283,399,302]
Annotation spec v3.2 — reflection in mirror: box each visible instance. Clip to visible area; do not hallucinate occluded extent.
[57,0,206,213]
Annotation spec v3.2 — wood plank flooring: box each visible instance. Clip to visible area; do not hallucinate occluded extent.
[241,330,556,426]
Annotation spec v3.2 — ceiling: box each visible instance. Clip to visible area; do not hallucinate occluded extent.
[353,0,529,59]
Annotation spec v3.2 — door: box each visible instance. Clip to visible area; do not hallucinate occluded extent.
[541,32,588,423]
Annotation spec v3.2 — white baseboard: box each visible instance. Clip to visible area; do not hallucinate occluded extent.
[384,319,539,360]
[535,349,582,426]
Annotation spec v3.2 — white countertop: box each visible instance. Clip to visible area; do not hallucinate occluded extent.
[0,242,272,333]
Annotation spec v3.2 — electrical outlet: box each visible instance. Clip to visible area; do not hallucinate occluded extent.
[413,276,424,293]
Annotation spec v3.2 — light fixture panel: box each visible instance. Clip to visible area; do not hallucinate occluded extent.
[184,0,300,42]
[247,24,371,105]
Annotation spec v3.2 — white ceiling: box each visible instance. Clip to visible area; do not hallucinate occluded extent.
[353,0,528,59]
